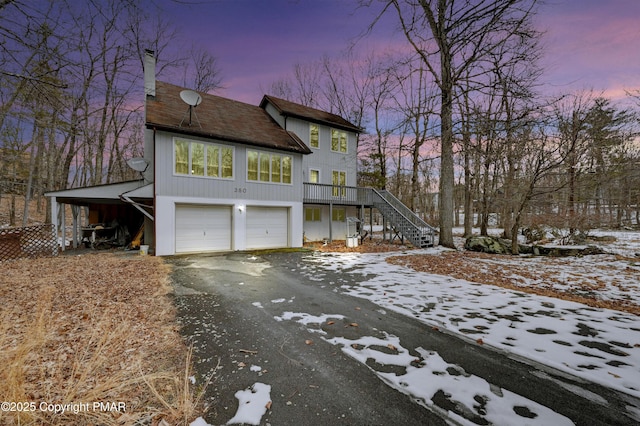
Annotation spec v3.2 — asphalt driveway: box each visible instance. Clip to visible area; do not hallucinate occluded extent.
[168,251,637,426]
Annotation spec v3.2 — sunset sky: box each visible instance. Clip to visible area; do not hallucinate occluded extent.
[160,0,640,105]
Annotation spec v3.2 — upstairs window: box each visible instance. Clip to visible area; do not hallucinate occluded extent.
[309,169,320,184]
[247,150,292,184]
[174,139,233,179]
[332,170,346,197]
[310,124,319,148]
[331,129,347,153]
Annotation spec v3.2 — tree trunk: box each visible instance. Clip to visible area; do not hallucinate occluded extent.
[438,54,455,248]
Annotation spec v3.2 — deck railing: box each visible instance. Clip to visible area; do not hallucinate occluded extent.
[303,183,373,206]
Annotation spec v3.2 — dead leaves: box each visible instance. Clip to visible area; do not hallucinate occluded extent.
[387,251,640,316]
[304,239,416,253]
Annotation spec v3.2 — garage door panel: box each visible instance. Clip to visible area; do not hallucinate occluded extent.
[176,205,231,253]
[246,207,288,249]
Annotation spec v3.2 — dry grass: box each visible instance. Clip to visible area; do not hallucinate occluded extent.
[0,253,208,425]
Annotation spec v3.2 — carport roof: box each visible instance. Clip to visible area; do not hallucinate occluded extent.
[45,180,150,205]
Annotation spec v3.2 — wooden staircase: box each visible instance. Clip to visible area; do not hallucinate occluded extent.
[372,189,436,248]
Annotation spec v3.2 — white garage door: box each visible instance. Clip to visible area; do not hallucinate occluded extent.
[246,206,289,249]
[175,204,232,253]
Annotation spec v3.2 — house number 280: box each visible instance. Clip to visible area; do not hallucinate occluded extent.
[234,187,247,193]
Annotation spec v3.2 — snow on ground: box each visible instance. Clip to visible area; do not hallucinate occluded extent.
[225,382,272,425]
[200,229,640,426]
[299,248,640,399]
[274,313,573,426]
[284,230,640,423]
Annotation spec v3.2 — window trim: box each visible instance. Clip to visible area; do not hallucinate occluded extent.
[330,129,347,153]
[332,170,346,197]
[309,168,320,184]
[309,124,319,149]
[246,149,293,185]
[173,138,234,180]
[304,207,322,222]
[331,207,346,222]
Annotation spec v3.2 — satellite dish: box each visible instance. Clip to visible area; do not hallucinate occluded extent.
[127,157,149,172]
[180,89,202,107]
[179,90,202,128]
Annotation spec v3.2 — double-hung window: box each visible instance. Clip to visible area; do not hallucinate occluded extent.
[174,139,233,179]
[310,124,319,148]
[247,150,292,184]
[331,129,347,153]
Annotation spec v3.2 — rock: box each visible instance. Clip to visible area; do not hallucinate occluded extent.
[531,244,605,257]
[522,226,546,243]
[464,236,511,254]
[465,235,607,257]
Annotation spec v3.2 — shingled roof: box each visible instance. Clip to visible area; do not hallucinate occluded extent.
[145,81,311,154]
[260,95,361,133]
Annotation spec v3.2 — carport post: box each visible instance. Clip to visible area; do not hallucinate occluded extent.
[71,205,80,249]
[50,197,60,251]
[60,202,65,252]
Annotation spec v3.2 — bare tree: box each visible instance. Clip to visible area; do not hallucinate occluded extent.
[391,59,437,210]
[367,0,540,248]
[179,46,223,93]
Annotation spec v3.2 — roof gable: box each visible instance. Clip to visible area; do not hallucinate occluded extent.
[146,82,311,154]
[260,95,361,133]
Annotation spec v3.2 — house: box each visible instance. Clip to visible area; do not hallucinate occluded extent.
[47,51,435,255]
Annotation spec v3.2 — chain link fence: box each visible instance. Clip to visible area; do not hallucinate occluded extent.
[0,224,58,262]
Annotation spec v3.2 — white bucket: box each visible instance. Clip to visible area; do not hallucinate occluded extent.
[139,245,149,255]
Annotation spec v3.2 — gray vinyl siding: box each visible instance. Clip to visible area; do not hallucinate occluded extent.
[284,117,357,186]
[154,131,303,202]
[263,103,285,128]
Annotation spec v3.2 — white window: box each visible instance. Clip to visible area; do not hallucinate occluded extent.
[305,207,321,222]
[247,150,292,184]
[174,139,233,179]
[310,124,319,148]
[331,129,347,153]
[309,169,320,184]
[331,208,345,222]
[332,170,346,197]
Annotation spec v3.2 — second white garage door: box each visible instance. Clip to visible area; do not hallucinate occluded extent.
[246,206,289,249]
[175,204,232,253]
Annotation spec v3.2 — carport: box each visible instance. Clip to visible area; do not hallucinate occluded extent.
[46,180,154,251]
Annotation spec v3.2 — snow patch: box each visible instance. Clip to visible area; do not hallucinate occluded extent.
[226,382,272,425]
